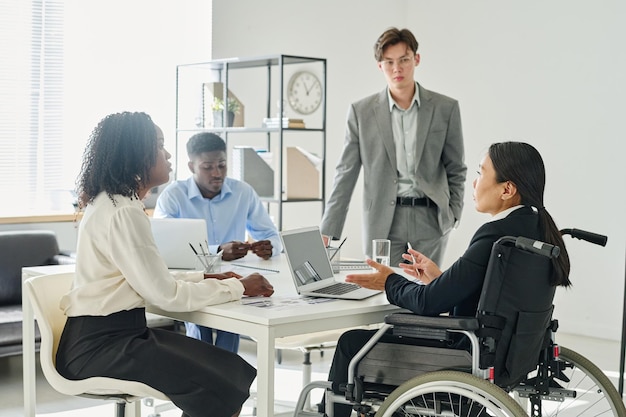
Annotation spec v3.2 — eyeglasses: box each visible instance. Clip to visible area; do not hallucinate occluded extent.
[380,56,415,70]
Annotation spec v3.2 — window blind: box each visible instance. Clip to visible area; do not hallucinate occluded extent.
[0,0,66,216]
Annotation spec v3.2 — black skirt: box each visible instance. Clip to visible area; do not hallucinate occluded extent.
[56,308,255,417]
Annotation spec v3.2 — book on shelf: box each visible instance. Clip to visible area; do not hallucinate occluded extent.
[262,117,306,129]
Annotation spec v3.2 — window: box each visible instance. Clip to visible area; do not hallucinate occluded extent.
[0,0,213,218]
[0,0,69,216]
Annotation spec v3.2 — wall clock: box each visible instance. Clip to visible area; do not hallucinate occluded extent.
[287,71,322,115]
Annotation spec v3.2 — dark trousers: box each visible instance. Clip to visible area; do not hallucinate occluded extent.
[185,322,240,353]
[56,308,255,417]
[327,329,396,417]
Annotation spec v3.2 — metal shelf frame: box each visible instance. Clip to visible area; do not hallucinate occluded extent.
[175,54,327,230]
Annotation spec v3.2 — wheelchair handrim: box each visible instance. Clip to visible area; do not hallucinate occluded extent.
[376,371,526,417]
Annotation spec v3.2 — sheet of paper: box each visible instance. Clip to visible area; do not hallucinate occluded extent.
[240,295,336,310]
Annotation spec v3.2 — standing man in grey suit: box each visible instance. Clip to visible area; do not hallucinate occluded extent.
[321,27,466,266]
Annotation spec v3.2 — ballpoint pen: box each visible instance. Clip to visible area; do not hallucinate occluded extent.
[230,263,280,273]
[328,237,347,262]
[189,243,209,269]
[407,242,417,264]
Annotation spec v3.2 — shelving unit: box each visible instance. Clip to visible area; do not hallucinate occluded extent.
[175,54,327,230]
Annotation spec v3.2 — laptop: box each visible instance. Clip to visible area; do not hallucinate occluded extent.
[150,218,209,270]
[280,226,381,300]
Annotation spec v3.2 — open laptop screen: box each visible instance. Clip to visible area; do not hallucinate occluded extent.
[281,226,335,289]
[150,218,208,270]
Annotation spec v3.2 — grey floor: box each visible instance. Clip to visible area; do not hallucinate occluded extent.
[0,332,623,416]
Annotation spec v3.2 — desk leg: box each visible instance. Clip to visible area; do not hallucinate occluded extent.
[22,273,37,417]
[254,329,276,417]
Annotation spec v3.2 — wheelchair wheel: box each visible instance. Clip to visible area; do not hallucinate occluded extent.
[375,370,527,417]
[521,346,625,417]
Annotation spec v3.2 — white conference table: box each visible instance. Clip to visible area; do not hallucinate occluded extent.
[22,255,402,417]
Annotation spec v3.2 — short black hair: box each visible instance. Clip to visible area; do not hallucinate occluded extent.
[186,132,226,157]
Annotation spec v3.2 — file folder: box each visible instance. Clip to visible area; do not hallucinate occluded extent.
[284,146,321,199]
[232,147,274,198]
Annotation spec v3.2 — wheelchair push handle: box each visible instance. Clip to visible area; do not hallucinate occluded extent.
[496,236,560,258]
[515,236,560,259]
[560,228,608,247]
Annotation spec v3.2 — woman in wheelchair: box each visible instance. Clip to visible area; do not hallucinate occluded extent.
[325,141,572,417]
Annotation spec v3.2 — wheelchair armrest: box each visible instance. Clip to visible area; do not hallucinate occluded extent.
[385,313,479,331]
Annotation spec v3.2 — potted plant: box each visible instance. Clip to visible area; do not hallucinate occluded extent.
[211,96,240,127]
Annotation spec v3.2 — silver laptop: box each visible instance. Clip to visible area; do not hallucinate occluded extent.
[150,218,208,270]
[280,226,381,300]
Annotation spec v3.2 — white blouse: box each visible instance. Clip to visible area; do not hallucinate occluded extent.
[61,192,244,317]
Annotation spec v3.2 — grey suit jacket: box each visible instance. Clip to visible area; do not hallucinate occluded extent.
[320,84,466,255]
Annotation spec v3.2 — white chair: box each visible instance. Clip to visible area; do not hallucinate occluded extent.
[23,272,170,417]
[274,330,343,387]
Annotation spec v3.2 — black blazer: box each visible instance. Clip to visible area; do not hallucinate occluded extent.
[385,206,542,317]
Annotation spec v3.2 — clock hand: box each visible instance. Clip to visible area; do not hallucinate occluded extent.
[303,80,311,95]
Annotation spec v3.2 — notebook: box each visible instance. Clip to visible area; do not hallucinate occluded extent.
[280,226,381,300]
[150,218,209,270]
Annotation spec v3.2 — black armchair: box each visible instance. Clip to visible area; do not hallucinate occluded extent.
[0,230,75,358]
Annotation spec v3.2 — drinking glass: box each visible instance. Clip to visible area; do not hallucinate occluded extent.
[372,239,391,267]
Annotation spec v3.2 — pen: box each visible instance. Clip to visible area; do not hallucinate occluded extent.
[407,242,417,264]
[189,243,209,269]
[231,263,280,273]
[328,237,347,262]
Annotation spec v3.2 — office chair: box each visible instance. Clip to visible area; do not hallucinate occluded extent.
[23,272,170,417]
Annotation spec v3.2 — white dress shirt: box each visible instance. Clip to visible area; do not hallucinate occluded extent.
[61,192,244,317]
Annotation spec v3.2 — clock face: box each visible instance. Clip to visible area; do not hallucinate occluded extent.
[287,71,322,115]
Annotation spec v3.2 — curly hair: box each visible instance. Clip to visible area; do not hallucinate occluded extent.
[489,142,571,287]
[76,112,158,208]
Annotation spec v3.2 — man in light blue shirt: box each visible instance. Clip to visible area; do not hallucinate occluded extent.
[154,132,282,352]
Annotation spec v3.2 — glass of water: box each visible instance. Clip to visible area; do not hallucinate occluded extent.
[372,239,391,267]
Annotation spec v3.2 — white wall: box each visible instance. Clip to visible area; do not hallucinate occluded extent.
[62,0,213,183]
[212,0,626,341]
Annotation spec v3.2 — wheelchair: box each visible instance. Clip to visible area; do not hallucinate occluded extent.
[294,228,625,417]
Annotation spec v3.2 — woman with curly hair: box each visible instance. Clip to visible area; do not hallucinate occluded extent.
[56,112,273,417]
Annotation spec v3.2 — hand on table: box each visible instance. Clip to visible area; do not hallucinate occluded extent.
[249,240,273,260]
[203,271,243,280]
[400,248,442,284]
[240,273,274,297]
[220,241,251,261]
[345,258,394,291]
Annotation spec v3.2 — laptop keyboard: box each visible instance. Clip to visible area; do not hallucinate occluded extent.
[311,282,360,295]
